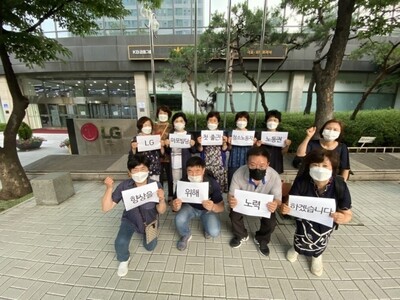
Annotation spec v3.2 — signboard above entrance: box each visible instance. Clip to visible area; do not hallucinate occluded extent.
[127,45,287,60]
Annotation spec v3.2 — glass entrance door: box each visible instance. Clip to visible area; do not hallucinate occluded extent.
[88,103,110,119]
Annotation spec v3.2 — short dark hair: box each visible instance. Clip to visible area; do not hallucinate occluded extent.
[246,146,270,162]
[235,111,250,122]
[171,112,188,124]
[265,110,282,123]
[206,111,220,122]
[319,119,344,141]
[127,153,150,170]
[300,149,339,177]
[156,105,172,119]
[137,116,153,131]
[186,156,205,169]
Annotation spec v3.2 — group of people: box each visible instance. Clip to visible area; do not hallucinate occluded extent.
[101,105,353,278]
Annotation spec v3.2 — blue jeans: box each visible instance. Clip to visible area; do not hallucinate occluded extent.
[115,218,157,262]
[175,203,221,238]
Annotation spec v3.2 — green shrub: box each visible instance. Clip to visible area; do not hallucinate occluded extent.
[184,109,400,151]
[17,122,33,140]
[0,123,6,132]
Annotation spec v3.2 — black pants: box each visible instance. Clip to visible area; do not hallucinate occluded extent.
[229,209,277,244]
[161,161,173,198]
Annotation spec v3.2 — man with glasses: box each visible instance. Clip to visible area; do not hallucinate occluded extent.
[228,147,282,256]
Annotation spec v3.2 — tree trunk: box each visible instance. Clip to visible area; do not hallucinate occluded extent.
[0,44,32,200]
[350,71,387,120]
[259,88,268,114]
[313,0,356,130]
[228,51,236,113]
[314,63,334,129]
[304,74,315,115]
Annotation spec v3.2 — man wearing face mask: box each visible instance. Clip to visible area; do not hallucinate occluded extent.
[101,154,166,277]
[281,149,352,276]
[171,156,225,251]
[228,147,282,256]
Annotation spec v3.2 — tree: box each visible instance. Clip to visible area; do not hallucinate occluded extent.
[286,0,400,129]
[349,40,400,120]
[158,45,222,114]
[200,3,307,114]
[0,1,130,200]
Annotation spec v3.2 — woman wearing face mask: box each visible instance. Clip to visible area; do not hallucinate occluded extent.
[164,112,196,194]
[129,116,165,181]
[101,154,166,277]
[196,111,228,192]
[153,106,174,201]
[227,111,256,188]
[256,110,291,174]
[296,119,350,180]
[281,149,352,277]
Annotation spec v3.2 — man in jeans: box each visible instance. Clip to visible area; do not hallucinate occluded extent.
[228,146,282,256]
[101,154,166,277]
[171,156,225,251]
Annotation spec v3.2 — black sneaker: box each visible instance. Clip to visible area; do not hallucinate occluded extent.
[229,235,249,248]
[254,237,270,256]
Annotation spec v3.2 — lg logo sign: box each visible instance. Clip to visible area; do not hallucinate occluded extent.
[80,123,122,141]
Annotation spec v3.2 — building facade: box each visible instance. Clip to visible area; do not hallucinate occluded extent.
[0,1,399,128]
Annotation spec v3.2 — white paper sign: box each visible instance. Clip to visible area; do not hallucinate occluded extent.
[260,131,288,147]
[231,130,255,146]
[176,181,209,204]
[137,135,161,152]
[288,195,336,227]
[233,189,273,218]
[201,130,224,146]
[121,182,159,211]
[169,133,191,149]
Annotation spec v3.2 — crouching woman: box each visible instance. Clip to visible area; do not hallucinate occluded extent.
[281,149,352,276]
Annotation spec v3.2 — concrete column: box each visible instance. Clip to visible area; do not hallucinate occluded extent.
[134,72,151,118]
[0,76,12,123]
[286,72,305,112]
[394,85,400,110]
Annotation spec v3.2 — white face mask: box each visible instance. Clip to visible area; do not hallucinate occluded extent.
[141,126,152,134]
[309,167,332,182]
[131,171,149,183]
[158,114,168,122]
[188,175,203,183]
[174,122,185,131]
[207,123,218,130]
[322,129,340,142]
[267,121,278,130]
[236,120,247,129]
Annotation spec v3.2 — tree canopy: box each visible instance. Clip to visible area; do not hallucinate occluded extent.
[0,0,129,199]
[286,0,400,129]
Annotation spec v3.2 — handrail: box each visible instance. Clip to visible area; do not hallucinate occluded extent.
[348,147,400,153]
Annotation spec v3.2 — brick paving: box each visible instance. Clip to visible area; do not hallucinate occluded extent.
[1,180,399,299]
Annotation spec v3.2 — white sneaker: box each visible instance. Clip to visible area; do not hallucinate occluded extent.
[311,255,323,276]
[117,258,130,277]
[286,247,298,262]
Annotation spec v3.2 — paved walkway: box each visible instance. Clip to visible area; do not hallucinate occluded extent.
[1,133,400,299]
[0,180,400,299]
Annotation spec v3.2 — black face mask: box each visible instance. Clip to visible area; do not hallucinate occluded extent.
[249,168,266,181]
